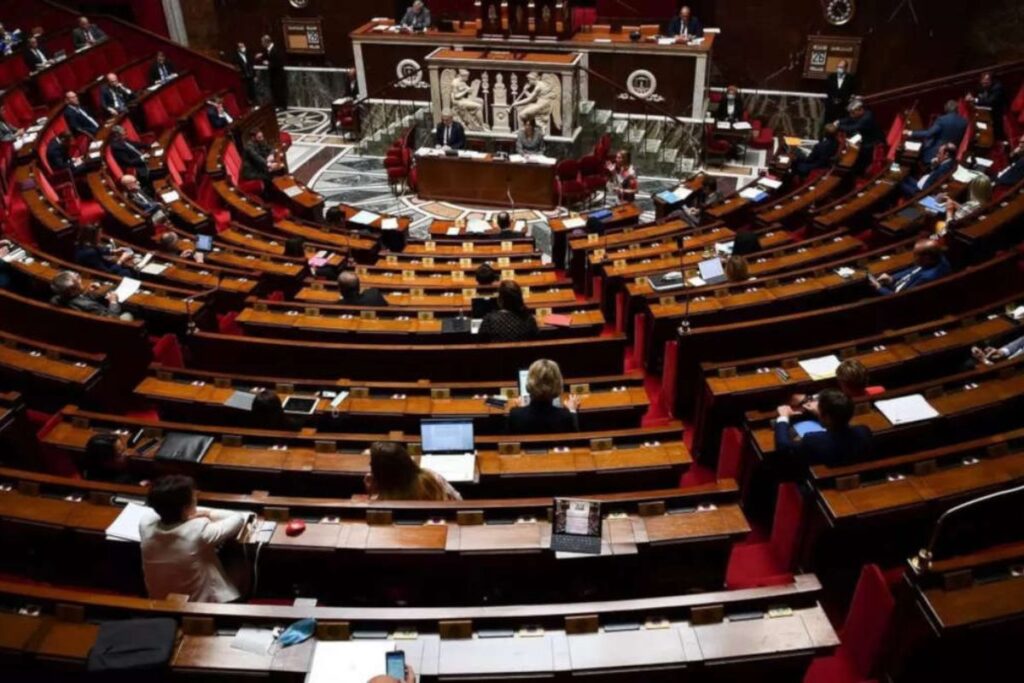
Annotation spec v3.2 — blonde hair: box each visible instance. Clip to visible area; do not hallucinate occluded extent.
[526,359,563,402]
[967,175,992,205]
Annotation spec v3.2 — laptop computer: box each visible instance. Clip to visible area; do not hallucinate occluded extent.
[550,498,602,554]
[697,257,727,285]
[420,419,474,456]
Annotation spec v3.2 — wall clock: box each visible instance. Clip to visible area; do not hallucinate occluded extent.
[289,0,309,9]
[822,0,855,26]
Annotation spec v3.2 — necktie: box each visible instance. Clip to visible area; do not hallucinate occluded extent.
[78,107,98,128]
[34,49,44,62]
[444,126,450,146]
[159,65,167,80]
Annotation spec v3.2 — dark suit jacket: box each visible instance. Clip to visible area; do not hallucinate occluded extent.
[111,138,146,170]
[400,7,432,30]
[23,46,48,70]
[341,288,389,307]
[206,105,231,130]
[62,293,122,318]
[64,106,99,137]
[774,421,872,468]
[46,138,73,173]
[837,110,883,147]
[128,189,161,215]
[235,51,255,79]
[71,25,105,49]
[100,84,131,114]
[149,60,176,84]
[241,141,273,182]
[796,135,839,174]
[825,72,856,112]
[910,112,968,162]
[995,156,1024,187]
[901,157,956,196]
[434,121,466,150]
[74,245,133,277]
[265,45,285,75]
[878,256,952,295]
[976,81,1006,115]
[668,16,704,37]
[714,96,745,123]
[507,400,578,435]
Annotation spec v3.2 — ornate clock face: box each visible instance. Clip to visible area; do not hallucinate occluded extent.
[825,0,855,25]
[289,0,309,9]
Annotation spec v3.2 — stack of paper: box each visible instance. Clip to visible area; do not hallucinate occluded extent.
[381,218,399,231]
[446,227,461,236]
[105,502,152,542]
[875,394,939,426]
[307,640,396,683]
[561,217,586,230]
[160,190,180,203]
[739,187,768,202]
[797,354,841,380]
[113,277,141,302]
[952,166,980,184]
[467,219,491,234]
[733,121,753,131]
[903,140,922,152]
[349,210,380,225]
[282,185,304,198]
[420,453,476,482]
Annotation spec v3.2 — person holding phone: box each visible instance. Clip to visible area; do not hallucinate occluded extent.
[368,651,415,682]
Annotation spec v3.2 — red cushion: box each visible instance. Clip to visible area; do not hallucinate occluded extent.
[151,333,185,368]
[726,542,795,589]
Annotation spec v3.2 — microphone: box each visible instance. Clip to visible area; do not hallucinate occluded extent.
[183,283,221,334]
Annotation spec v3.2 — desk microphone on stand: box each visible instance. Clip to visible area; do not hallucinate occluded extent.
[183,283,221,335]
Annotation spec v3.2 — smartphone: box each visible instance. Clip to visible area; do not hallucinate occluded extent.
[385,650,405,680]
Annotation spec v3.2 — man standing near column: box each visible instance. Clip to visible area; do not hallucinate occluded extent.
[257,34,288,110]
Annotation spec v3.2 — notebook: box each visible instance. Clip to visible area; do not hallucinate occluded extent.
[154,432,214,463]
[550,498,602,555]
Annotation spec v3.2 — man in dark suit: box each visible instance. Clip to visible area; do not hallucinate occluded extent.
[714,85,745,123]
[257,34,288,110]
[23,36,49,71]
[836,99,883,174]
[241,129,283,185]
[100,73,133,117]
[110,126,151,185]
[0,118,24,143]
[871,239,951,296]
[823,59,856,128]
[47,132,81,174]
[149,51,177,85]
[120,174,163,217]
[234,42,257,103]
[900,142,957,197]
[337,271,388,307]
[400,1,432,31]
[63,91,100,137]
[906,100,968,163]
[969,72,1006,140]
[774,389,871,468]
[668,5,703,39]
[71,16,106,49]
[995,133,1024,188]
[434,110,466,150]
[794,123,839,176]
[206,96,234,130]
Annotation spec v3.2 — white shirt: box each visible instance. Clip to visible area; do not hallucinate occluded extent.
[836,73,845,89]
[139,507,246,602]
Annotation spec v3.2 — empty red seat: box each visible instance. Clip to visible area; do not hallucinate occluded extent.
[161,86,187,118]
[143,96,171,131]
[726,483,804,588]
[554,159,587,207]
[177,76,202,107]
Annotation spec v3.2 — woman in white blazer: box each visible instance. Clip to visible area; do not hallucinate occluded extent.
[139,475,247,602]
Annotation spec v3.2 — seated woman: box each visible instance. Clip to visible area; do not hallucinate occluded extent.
[507,359,582,435]
[724,255,749,282]
[478,280,538,342]
[82,432,134,483]
[940,175,992,235]
[364,441,461,501]
[515,117,545,155]
[607,149,638,202]
[74,224,135,277]
[139,475,247,602]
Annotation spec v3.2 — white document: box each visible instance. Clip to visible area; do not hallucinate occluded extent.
[657,37,676,45]
[231,628,277,655]
[105,502,152,542]
[739,187,766,201]
[715,120,731,130]
[306,640,396,683]
[561,217,586,230]
[848,133,863,146]
[732,121,753,131]
[686,276,706,287]
[509,154,526,164]
[671,187,693,202]
[593,38,613,43]
[380,218,399,231]
[420,453,476,483]
[141,262,168,276]
[513,220,526,233]
[974,157,994,169]
[113,276,141,302]
[446,227,460,236]
[349,210,380,225]
[467,219,491,234]
[875,394,940,426]
[903,140,922,152]
[777,155,791,164]
[976,121,989,130]
[283,185,304,198]
[160,190,180,203]
[952,166,979,184]
[797,354,842,381]
[759,177,783,190]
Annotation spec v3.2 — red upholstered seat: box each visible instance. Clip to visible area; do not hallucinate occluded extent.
[143,97,171,131]
[555,159,587,207]
[161,86,187,118]
[726,483,804,588]
[680,426,747,488]
[177,76,202,107]
[37,71,64,105]
[578,154,606,202]
[151,334,185,368]
[803,564,894,683]
[191,107,215,144]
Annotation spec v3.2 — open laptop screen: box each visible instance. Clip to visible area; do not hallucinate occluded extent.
[420,419,474,454]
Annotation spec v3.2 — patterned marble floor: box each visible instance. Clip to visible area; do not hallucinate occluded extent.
[279,109,766,243]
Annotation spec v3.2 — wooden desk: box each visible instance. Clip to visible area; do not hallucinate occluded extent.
[416,153,558,209]
[295,283,579,310]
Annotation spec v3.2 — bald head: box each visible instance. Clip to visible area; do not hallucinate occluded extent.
[912,239,943,267]
[120,175,140,192]
[338,271,360,297]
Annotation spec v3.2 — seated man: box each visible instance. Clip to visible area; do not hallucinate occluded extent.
[434,109,466,150]
[156,230,204,264]
[905,100,967,163]
[139,475,247,602]
[714,85,745,123]
[871,239,951,296]
[72,16,106,49]
[100,73,133,117]
[995,133,1024,188]
[793,123,839,176]
[50,270,130,319]
[23,36,49,71]
[241,129,283,186]
[775,388,872,468]
[120,174,164,218]
[63,91,100,138]
[494,211,519,237]
[109,125,150,185]
[900,142,957,197]
[46,132,83,175]
[338,270,388,307]
[400,1,432,31]
[206,96,234,130]
[973,335,1024,364]
[149,51,177,85]
[668,5,703,39]
[836,99,883,174]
